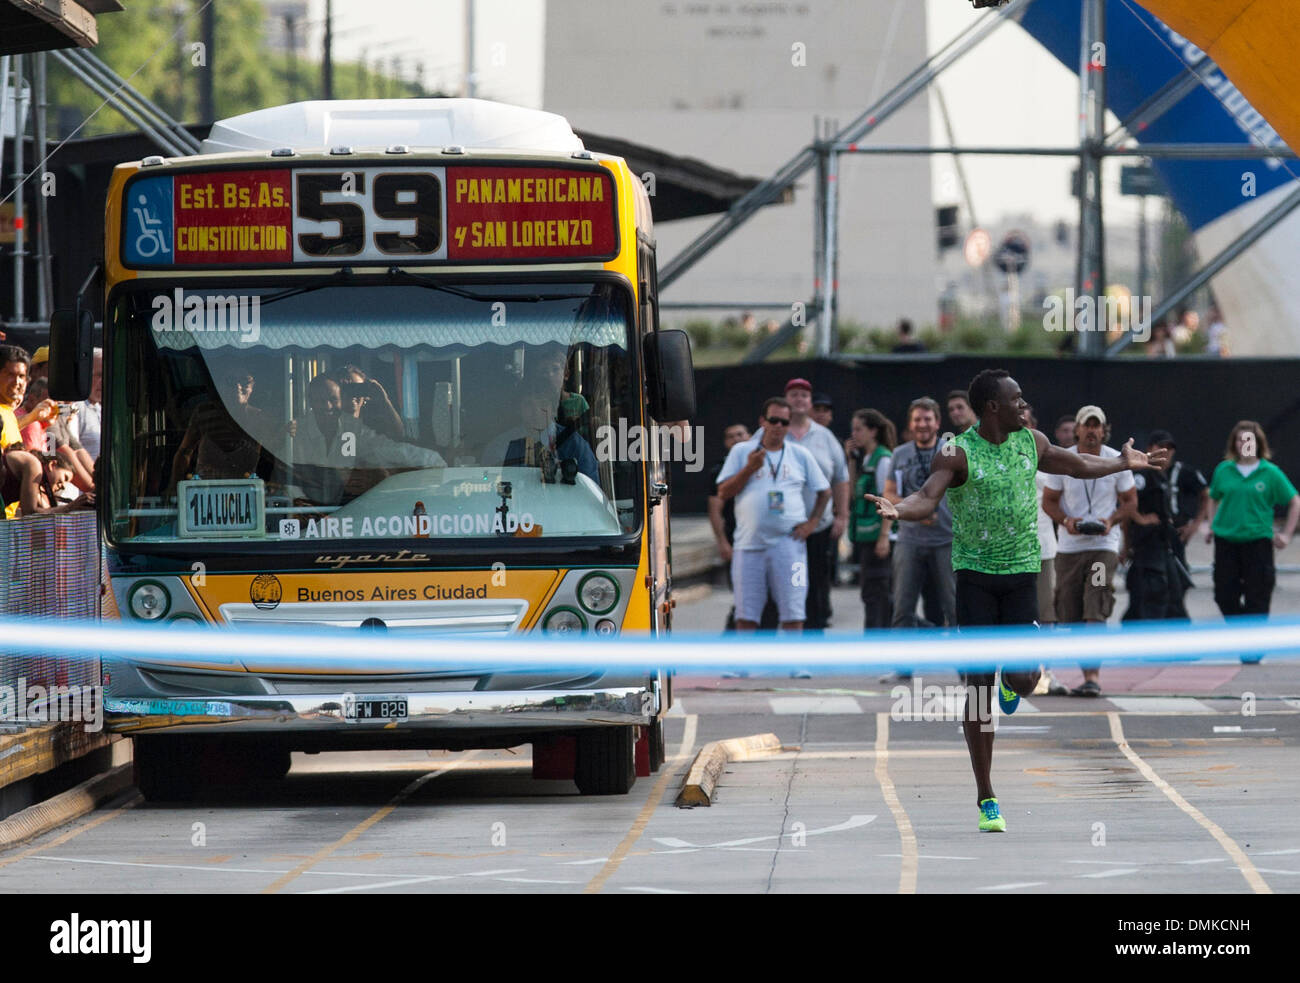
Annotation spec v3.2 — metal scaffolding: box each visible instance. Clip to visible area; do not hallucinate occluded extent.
[3,46,199,327]
[663,0,1300,360]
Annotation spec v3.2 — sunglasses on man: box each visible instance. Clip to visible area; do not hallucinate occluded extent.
[765,416,790,426]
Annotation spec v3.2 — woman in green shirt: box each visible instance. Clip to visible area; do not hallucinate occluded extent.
[847,408,897,629]
[1204,421,1300,661]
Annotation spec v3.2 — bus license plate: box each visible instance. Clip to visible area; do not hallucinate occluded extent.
[348,697,408,721]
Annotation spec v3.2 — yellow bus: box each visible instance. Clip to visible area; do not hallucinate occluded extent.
[48,99,695,800]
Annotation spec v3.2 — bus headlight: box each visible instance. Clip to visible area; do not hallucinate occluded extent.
[543,607,586,633]
[129,581,171,621]
[594,619,618,636]
[577,573,619,615]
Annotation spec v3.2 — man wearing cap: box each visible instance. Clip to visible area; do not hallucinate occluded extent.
[811,393,834,430]
[783,379,849,633]
[1041,405,1138,696]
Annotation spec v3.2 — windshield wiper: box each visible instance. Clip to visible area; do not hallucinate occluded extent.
[258,267,359,309]
[387,267,594,303]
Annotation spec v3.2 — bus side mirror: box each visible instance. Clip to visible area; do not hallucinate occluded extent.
[644,330,696,422]
[47,308,94,402]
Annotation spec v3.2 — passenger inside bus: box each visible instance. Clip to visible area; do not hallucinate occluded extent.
[170,368,270,485]
[334,363,405,441]
[283,374,445,505]
[481,347,599,485]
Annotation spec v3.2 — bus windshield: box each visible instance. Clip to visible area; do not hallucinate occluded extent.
[106,278,641,546]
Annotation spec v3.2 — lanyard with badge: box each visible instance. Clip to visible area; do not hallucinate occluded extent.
[766,446,786,512]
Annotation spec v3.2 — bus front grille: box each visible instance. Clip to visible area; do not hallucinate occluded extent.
[216,599,530,635]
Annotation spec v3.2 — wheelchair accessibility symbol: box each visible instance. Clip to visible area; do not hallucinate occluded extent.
[133,194,170,258]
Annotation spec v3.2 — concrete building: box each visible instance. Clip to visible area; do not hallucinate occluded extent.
[543,0,936,334]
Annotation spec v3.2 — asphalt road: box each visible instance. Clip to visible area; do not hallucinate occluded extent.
[2,669,1296,894]
[2,543,1297,894]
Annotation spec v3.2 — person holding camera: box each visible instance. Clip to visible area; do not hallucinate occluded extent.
[1041,405,1137,697]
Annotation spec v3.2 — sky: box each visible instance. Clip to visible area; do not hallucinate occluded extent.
[311,0,1140,227]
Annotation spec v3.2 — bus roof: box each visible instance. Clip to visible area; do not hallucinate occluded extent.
[201,99,586,156]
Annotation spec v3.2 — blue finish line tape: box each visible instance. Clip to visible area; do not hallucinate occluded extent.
[2,616,1299,672]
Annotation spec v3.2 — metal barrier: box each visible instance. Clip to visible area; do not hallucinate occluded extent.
[0,513,101,715]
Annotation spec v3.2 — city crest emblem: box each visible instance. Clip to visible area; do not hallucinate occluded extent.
[250,573,283,610]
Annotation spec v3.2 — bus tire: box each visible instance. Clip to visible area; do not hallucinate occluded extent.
[134,736,201,802]
[574,726,636,795]
[251,745,293,780]
[223,742,292,781]
[648,717,665,773]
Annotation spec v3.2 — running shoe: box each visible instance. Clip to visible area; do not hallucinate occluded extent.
[979,797,1006,832]
[997,674,1020,715]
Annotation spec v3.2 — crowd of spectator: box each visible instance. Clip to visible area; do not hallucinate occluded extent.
[708,373,1299,687]
[0,344,99,519]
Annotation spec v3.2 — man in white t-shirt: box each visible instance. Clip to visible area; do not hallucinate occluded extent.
[717,395,831,632]
[1041,405,1137,697]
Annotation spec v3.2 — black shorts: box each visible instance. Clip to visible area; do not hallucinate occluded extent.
[955,569,1039,628]
[955,570,1039,685]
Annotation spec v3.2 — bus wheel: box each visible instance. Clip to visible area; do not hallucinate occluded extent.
[648,717,666,773]
[134,736,201,802]
[236,743,292,781]
[574,726,636,795]
[254,746,293,780]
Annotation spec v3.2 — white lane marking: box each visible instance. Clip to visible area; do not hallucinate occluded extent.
[995,725,1052,733]
[560,857,612,866]
[1077,868,1142,879]
[494,877,579,884]
[652,814,875,850]
[878,853,976,861]
[1178,858,1226,865]
[307,875,456,894]
[681,714,699,755]
[1212,726,1276,733]
[624,886,688,894]
[1068,859,1148,866]
[978,881,1047,891]
[666,701,687,716]
[894,693,964,721]
[304,867,528,895]
[1252,868,1300,876]
[29,855,388,878]
[1108,697,1214,713]
[1252,849,1300,856]
[769,696,863,715]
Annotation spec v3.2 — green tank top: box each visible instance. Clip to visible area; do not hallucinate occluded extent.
[946,426,1041,575]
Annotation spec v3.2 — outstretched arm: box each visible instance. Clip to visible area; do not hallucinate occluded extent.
[1033,429,1167,478]
[866,447,963,522]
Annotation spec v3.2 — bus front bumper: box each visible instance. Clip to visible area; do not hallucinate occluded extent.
[105,686,656,735]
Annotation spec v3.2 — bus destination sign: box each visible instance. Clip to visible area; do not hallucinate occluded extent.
[123,164,618,268]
